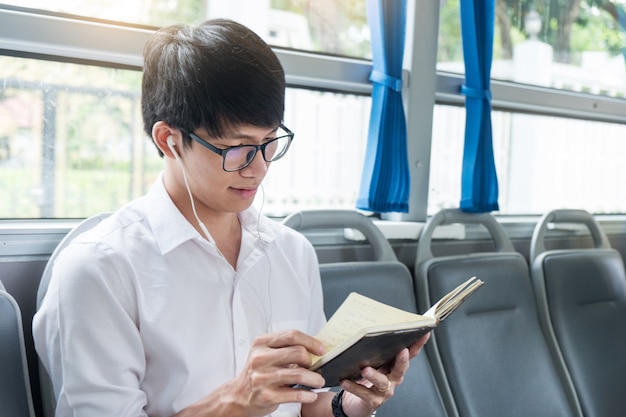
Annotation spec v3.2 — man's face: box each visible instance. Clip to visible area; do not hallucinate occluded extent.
[174,124,279,216]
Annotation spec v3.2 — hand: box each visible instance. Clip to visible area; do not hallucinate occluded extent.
[173,330,328,417]
[226,329,327,416]
[339,333,430,417]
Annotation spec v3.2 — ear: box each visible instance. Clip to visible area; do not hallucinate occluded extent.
[152,121,180,159]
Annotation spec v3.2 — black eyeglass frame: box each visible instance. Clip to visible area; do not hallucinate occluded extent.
[181,124,294,172]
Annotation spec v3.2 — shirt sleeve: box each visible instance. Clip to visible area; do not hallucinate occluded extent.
[34,240,149,417]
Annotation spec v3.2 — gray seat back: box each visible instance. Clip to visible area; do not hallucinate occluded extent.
[35,212,111,417]
[283,209,453,417]
[415,209,582,417]
[0,280,36,417]
[530,209,626,417]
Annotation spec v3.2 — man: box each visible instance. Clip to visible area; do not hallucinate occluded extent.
[33,18,428,417]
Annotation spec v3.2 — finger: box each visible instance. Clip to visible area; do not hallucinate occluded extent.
[341,380,391,416]
[361,366,396,394]
[275,366,326,390]
[247,343,316,371]
[378,380,392,393]
[407,332,430,359]
[356,349,410,396]
[340,377,377,401]
[274,384,320,405]
[257,329,326,356]
[386,348,410,382]
[241,379,320,414]
[339,374,391,413]
[240,361,325,404]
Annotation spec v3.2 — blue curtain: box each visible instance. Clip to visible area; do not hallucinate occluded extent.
[459,0,499,213]
[356,0,409,213]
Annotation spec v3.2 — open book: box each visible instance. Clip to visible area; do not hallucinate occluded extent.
[310,276,484,387]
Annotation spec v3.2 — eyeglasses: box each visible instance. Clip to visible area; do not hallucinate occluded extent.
[182,125,294,172]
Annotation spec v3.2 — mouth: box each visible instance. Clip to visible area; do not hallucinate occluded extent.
[231,186,258,199]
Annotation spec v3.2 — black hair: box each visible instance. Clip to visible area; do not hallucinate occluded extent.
[141,18,286,156]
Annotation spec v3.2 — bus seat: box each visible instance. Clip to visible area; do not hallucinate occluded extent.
[283,209,454,417]
[415,209,582,417]
[0,279,36,417]
[35,212,111,417]
[530,209,626,417]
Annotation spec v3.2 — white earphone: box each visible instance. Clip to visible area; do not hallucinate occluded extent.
[167,136,179,159]
[166,134,212,242]
[166,133,271,325]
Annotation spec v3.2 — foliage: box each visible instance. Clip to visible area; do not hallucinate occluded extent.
[497,0,624,63]
[573,1,625,56]
[438,0,463,62]
[438,0,625,64]
[271,0,369,57]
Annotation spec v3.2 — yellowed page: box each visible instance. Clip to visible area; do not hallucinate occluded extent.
[424,276,484,321]
[312,293,426,362]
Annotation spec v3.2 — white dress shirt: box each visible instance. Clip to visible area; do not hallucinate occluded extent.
[33,175,326,417]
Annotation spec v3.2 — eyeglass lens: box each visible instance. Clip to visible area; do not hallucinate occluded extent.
[223,133,291,171]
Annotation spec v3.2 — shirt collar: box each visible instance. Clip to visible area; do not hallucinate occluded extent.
[239,204,277,245]
[145,172,276,255]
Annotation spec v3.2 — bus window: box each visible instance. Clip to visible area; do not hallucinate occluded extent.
[438,0,625,98]
[0,55,370,219]
[1,1,371,59]
[434,0,626,215]
[1,2,625,220]
[0,55,157,218]
[429,105,626,215]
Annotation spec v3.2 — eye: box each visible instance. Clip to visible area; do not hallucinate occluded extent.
[245,149,256,163]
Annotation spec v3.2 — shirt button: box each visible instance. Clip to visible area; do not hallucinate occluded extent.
[239,339,246,346]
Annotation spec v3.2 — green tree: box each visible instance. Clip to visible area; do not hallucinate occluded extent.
[495,0,623,64]
[439,0,464,62]
[272,0,369,57]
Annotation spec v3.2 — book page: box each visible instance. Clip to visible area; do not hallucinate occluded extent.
[313,293,427,360]
[424,276,484,321]
[309,277,484,376]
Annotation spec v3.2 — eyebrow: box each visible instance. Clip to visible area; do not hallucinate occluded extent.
[217,127,279,142]
[234,126,278,137]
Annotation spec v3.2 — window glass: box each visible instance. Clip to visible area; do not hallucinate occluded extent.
[1,1,371,58]
[261,89,370,217]
[438,0,626,98]
[429,104,626,215]
[0,0,204,27]
[0,55,369,218]
[0,56,159,218]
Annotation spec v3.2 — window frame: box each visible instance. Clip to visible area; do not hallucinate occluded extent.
[1,3,625,223]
